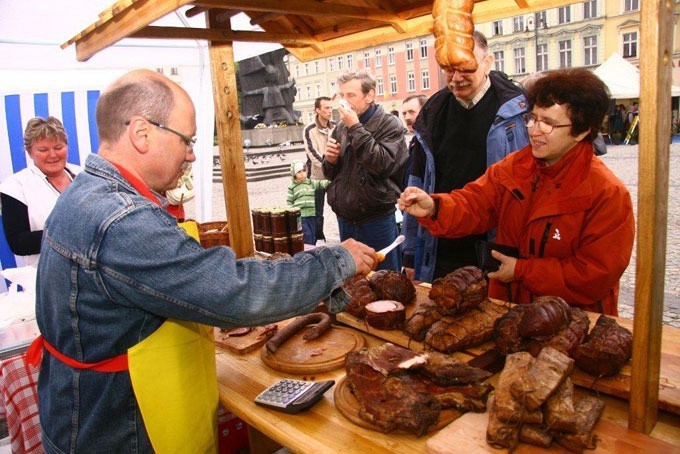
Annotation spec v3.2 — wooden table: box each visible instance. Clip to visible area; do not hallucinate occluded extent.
[215,327,680,453]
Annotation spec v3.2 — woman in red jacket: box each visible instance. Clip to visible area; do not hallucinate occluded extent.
[398,68,634,316]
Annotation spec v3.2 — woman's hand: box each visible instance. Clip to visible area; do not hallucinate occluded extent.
[487,250,517,283]
[397,187,435,218]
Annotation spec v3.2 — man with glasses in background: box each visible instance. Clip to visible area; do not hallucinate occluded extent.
[398,68,634,317]
[401,30,529,282]
[30,69,378,453]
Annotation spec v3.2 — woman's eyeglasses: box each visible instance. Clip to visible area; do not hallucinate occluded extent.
[522,113,572,134]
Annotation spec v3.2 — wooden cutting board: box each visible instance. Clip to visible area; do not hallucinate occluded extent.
[425,403,680,453]
[260,325,365,375]
[334,376,460,434]
[337,284,680,416]
[213,325,280,355]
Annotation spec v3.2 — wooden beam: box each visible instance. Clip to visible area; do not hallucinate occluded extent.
[207,11,254,259]
[131,26,323,52]
[194,0,408,33]
[64,0,194,61]
[629,0,674,434]
[250,12,282,26]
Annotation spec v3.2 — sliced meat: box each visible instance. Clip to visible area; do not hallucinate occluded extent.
[491,352,543,424]
[365,300,406,331]
[349,343,427,377]
[544,377,577,433]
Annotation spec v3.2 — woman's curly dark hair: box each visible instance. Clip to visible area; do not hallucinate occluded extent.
[526,68,610,141]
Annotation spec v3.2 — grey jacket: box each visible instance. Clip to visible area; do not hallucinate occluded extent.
[322,104,407,222]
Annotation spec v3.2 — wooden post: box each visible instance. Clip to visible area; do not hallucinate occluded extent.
[629,0,673,433]
[207,10,254,258]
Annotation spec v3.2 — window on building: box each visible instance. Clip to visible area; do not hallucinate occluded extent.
[420,39,428,58]
[407,72,416,92]
[316,84,322,97]
[584,36,598,66]
[624,0,639,12]
[536,11,547,28]
[328,58,335,71]
[559,40,572,68]
[492,20,504,36]
[623,32,638,58]
[514,48,526,74]
[364,51,370,68]
[513,16,525,33]
[296,89,301,101]
[388,47,395,65]
[304,63,309,76]
[376,77,384,96]
[536,43,548,72]
[330,81,336,95]
[584,0,597,19]
[375,49,382,67]
[295,65,300,78]
[347,54,353,68]
[389,75,398,95]
[156,68,164,74]
[421,70,430,90]
[170,67,179,76]
[306,86,312,99]
[337,56,344,70]
[558,6,571,24]
[315,61,320,73]
[406,42,414,61]
[494,51,505,72]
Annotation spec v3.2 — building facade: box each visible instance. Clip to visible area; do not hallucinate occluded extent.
[287,0,679,125]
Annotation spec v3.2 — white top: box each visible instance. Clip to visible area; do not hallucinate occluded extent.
[0,164,81,267]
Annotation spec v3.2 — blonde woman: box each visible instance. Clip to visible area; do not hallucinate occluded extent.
[0,117,81,267]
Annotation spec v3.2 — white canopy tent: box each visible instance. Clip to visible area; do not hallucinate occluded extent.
[594,52,680,99]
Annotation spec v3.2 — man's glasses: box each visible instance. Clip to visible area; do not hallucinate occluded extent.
[126,118,196,151]
[522,113,572,134]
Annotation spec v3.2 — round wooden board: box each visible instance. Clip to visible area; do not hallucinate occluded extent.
[260,326,365,374]
[333,376,461,434]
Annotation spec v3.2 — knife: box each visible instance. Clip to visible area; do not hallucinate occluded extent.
[376,235,405,262]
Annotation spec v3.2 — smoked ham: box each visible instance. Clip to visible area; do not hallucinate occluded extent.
[432,0,477,72]
[365,300,406,330]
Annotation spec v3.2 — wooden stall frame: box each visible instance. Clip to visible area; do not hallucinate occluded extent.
[61,0,674,435]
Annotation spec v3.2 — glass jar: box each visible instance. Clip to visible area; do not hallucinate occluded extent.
[273,236,290,254]
[262,236,274,254]
[251,209,262,235]
[270,208,288,237]
[285,207,302,234]
[289,233,304,254]
[260,208,272,236]
[254,234,263,252]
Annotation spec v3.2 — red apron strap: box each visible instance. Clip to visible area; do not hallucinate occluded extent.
[27,335,129,373]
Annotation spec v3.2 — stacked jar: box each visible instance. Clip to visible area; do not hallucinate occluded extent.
[259,208,273,254]
[252,206,306,255]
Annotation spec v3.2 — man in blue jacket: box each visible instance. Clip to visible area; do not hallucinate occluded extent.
[401,31,529,282]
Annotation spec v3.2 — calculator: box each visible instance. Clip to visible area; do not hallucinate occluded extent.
[254,378,335,414]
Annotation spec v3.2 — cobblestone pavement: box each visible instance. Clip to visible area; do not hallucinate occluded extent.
[203,143,680,327]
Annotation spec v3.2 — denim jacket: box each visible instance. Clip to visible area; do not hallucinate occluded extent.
[401,71,530,282]
[36,154,355,453]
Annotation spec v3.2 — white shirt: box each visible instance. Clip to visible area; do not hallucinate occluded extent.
[0,164,81,267]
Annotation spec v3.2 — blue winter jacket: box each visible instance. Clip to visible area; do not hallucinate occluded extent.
[402,71,530,282]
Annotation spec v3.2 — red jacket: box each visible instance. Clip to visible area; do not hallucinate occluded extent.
[419,141,635,315]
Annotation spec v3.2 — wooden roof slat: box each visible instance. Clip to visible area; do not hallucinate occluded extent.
[131,25,324,52]
[194,0,409,33]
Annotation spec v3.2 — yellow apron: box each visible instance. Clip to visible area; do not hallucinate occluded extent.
[128,319,218,453]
